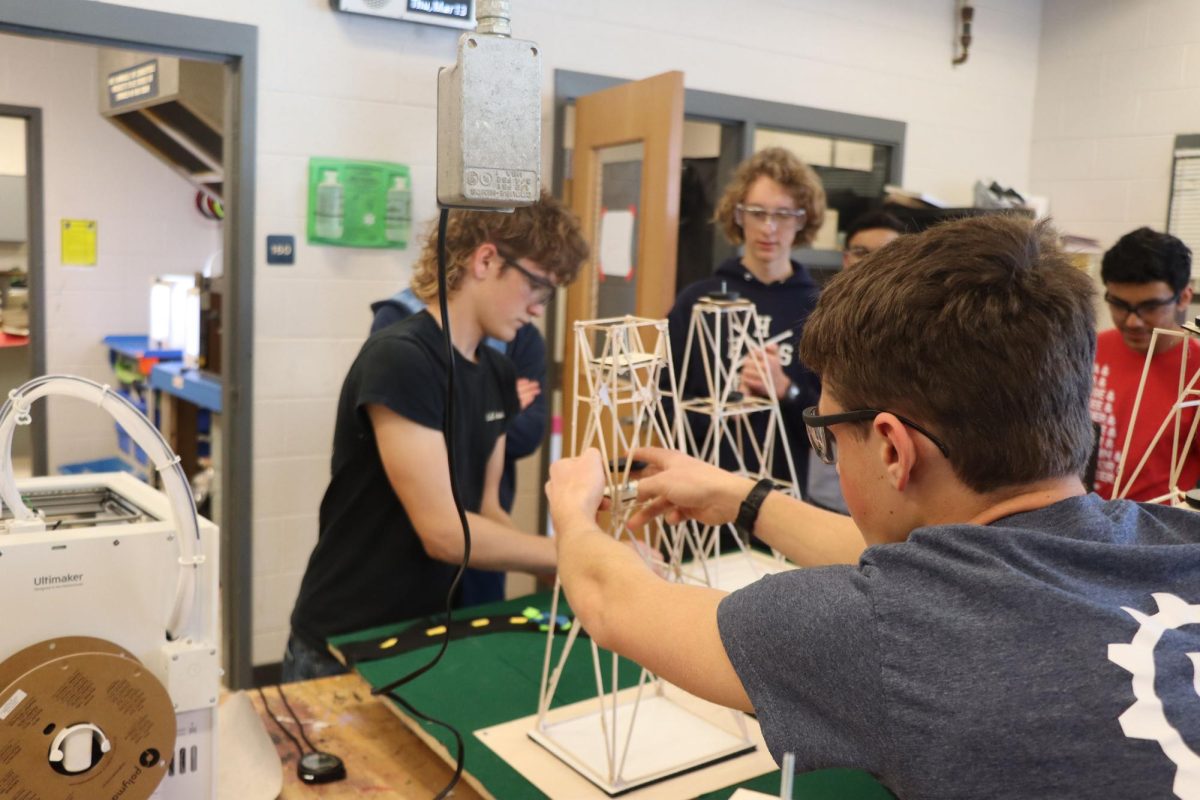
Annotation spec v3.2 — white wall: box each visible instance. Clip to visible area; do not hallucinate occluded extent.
[49,0,1045,665]
[0,35,223,468]
[1031,0,1200,248]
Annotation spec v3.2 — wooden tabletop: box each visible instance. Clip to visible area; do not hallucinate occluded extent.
[250,672,486,799]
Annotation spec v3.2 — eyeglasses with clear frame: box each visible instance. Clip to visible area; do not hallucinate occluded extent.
[500,256,557,306]
[735,204,807,229]
[1103,291,1179,321]
[802,406,951,465]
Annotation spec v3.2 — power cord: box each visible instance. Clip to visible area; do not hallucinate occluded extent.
[256,685,346,784]
[369,206,469,799]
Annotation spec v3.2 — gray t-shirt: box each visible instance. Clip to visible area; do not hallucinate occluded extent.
[718,494,1200,799]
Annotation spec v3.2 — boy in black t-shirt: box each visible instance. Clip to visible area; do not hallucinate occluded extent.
[285,193,588,681]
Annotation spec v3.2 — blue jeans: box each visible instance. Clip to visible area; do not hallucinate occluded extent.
[280,634,348,683]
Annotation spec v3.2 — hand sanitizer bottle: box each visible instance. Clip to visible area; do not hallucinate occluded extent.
[315,170,344,239]
[385,175,411,245]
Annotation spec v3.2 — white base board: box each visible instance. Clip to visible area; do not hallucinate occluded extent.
[681,549,791,594]
[476,684,776,799]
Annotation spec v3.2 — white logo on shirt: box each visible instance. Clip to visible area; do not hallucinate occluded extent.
[727,313,796,367]
[485,410,505,422]
[1107,593,1200,798]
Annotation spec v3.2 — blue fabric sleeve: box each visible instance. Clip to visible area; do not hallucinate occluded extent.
[370,301,411,335]
[503,325,548,461]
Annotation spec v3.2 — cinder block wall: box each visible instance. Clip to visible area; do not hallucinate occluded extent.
[23,0,1045,664]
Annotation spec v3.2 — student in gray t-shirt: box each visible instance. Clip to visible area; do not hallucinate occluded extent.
[545,214,1200,799]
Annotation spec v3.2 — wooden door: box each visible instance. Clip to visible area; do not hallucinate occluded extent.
[562,71,684,454]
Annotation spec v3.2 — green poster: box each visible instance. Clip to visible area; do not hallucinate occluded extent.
[306,157,411,248]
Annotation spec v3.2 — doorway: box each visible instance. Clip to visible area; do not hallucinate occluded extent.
[0,1,257,689]
[0,107,44,476]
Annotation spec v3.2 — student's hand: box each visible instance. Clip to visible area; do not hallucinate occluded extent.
[625,446,752,529]
[546,448,608,532]
[739,342,790,400]
[516,378,541,411]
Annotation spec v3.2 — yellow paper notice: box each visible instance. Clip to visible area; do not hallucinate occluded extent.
[61,219,97,266]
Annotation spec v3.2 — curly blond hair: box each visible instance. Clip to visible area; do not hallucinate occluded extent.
[714,147,826,247]
[411,191,588,303]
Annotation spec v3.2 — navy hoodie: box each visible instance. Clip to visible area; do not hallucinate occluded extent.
[666,256,821,491]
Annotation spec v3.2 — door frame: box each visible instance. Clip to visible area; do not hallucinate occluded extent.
[0,0,258,689]
[0,103,45,474]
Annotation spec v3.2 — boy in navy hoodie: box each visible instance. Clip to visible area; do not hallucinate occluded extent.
[667,147,825,493]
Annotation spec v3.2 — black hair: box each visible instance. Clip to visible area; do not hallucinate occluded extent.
[845,210,905,248]
[1100,227,1192,293]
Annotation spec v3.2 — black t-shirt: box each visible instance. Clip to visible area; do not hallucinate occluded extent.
[290,311,518,650]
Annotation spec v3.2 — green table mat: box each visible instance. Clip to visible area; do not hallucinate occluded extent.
[330,592,892,799]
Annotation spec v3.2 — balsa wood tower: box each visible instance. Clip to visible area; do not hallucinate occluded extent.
[530,315,755,795]
[674,295,799,586]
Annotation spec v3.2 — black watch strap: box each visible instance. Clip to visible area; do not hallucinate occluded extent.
[734,478,775,539]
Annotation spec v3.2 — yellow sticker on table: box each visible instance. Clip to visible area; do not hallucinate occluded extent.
[61,219,97,266]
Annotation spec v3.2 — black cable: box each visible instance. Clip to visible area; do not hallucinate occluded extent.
[274,683,320,755]
[255,686,304,760]
[383,688,465,800]
[369,205,469,797]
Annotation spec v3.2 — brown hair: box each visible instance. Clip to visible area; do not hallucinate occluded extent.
[411,191,588,303]
[800,214,1096,493]
[714,147,827,247]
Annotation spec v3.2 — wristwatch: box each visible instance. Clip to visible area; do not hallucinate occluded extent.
[784,383,801,403]
[734,478,775,540]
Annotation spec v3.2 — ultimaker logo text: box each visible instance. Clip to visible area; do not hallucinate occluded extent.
[33,573,83,590]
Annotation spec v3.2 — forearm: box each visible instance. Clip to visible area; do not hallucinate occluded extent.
[698,473,864,564]
[553,507,752,712]
[478,498,515,528]
[419,512,556,575]
[553,512,654,649]
[753,491,866,566]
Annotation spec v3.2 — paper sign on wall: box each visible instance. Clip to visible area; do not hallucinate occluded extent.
[61,219,97,266]
[598,207,636,280]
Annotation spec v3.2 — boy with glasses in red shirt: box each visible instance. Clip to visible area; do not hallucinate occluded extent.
[1091,227,1200,501]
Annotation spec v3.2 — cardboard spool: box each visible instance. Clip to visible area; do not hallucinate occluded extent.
[0,636,175,800]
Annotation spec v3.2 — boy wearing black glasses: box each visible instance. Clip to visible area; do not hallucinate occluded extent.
[546,215,1200,799]
[1092,227,1198,501]
[285,193,587,682]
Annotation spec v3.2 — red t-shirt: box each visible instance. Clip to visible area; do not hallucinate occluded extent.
[1090,328,1200,501]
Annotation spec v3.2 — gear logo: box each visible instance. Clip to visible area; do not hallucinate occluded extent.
[1108,592,1200,799]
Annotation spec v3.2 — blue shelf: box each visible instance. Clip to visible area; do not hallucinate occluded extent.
[59,456,138,476]
[102,334,183,362]
[149,362,222,412]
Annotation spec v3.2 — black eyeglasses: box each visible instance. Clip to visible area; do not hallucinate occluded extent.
[802,406,951,465]
[501,256,556,306]
[1103,291,1179,321]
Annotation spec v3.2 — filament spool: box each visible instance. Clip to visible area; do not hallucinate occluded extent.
[0,637,175,800]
